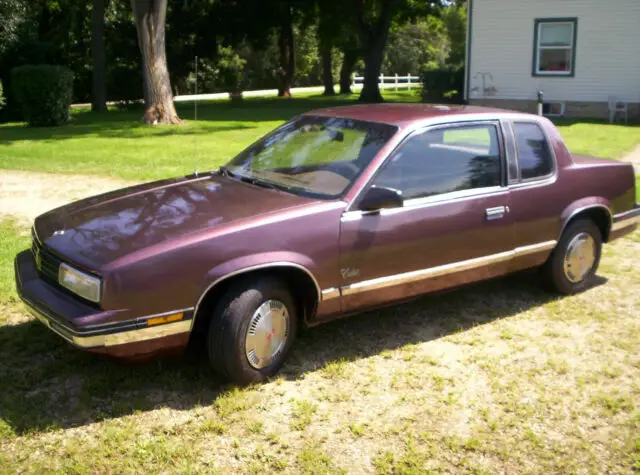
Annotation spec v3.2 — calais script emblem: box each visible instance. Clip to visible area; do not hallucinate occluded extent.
[341,268,360,279]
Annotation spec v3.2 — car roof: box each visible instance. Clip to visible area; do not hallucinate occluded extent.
[303,103,536,129]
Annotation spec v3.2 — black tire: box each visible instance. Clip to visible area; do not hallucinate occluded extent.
[207,277,297,385]
[541,218,602,294]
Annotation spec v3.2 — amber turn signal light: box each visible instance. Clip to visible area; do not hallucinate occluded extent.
[146,312,184,326]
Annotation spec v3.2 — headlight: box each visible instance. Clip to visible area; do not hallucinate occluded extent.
[58,263,101,303]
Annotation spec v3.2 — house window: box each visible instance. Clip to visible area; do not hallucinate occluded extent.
[533,18,577,77]
[542,102,565,117]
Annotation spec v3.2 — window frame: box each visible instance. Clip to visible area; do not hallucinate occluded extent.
[542,102,566,117]
[351,120,508,211]
[500,119,520,184]
[509,120,557,185]
[532,18,578,78]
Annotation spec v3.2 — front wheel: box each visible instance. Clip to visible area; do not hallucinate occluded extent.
[207,277,297,385]
[541,218,602,294]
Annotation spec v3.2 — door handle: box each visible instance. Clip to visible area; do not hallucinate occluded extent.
[486,206,509,221]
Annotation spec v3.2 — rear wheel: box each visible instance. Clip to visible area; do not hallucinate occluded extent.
[207,277,297,385]
[541,218,602,294]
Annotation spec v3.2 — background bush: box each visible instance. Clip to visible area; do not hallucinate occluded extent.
[11,65,73,126]
[422,67,465,104]
[0,79,5,111]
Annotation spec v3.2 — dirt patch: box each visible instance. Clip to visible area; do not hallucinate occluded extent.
[0,170,135,224]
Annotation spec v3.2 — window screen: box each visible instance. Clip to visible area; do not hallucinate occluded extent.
[513,122,554,180]
[373,124,502,200]
[534,19,577,76]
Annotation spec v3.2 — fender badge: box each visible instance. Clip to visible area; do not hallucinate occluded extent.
[341,268,360,279]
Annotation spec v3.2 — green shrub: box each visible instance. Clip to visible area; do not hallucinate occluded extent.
[215,46,247,99]
[11,65,73,126]
[0,79,5,111]
[422,67,465,104]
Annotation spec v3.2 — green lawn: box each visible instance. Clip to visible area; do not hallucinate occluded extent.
[1,92,638,185]
[0,92,639,472]
[0,218,639,473]
[0,221,29,303]
[0,91,419,181]
[554,119,640,160]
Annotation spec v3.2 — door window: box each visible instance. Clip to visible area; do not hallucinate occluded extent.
[373,124,502,200]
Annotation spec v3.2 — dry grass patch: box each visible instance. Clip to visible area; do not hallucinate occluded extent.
[0,170,134,223]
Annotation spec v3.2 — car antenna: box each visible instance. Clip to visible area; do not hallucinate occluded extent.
[193,55,198,177]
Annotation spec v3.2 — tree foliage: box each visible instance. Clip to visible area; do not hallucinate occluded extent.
[441,4,467,69]
[0,0,27,56]
[383,14,457,75]
[215,46,247,95]
[348,0,446,102]
[0,0,467,121]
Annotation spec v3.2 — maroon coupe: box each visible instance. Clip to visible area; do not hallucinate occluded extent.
[15,104,640,384]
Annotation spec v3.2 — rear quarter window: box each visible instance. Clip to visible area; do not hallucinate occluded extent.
[513,122,554,180]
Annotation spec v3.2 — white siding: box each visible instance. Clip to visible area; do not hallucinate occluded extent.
[468,0,640,103]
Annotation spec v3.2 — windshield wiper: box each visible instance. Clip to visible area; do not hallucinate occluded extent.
[243,175,296,193]
[246,177,288,192]
[218,166,237,178]
[220,167,296,194]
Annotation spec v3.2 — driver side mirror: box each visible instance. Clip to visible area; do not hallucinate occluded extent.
[358,186,403,212]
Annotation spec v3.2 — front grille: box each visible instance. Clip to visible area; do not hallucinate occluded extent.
[32,235,63,284]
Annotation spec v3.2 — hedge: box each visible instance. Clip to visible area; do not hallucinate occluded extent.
[11,65,74,126]
[422,68,465,104]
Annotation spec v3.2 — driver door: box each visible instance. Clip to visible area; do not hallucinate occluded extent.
[338,121,515,312]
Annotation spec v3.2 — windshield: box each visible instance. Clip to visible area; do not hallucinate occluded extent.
[224,115,397,199]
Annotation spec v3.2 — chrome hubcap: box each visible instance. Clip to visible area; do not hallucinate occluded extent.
[563,232,596,283]
[245,300,289,369]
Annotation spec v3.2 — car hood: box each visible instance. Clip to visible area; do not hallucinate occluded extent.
[33,174,317,269]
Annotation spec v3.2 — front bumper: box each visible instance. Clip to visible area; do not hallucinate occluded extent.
[611,204,640,239]
[15,250,193,358]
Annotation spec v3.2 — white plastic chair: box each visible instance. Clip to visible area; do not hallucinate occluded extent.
[608,96,628,124]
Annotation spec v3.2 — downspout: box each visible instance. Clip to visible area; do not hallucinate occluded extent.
[464,0,474,103]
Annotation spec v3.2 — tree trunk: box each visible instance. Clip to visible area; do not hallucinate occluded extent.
[339,48,358,95]
[131,0,181,124]
[91,0,107,112]
[356,0,396,103]
[359,37,387,103]
[277,4,295,98]
[320,39,335,96]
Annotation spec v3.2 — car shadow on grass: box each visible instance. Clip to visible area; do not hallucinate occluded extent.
[0,271,607,436]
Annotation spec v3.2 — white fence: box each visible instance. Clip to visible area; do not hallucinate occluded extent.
[352,73,422,90]
[72,75,422,107]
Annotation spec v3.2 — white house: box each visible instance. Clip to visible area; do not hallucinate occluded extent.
[464,0,640,119]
